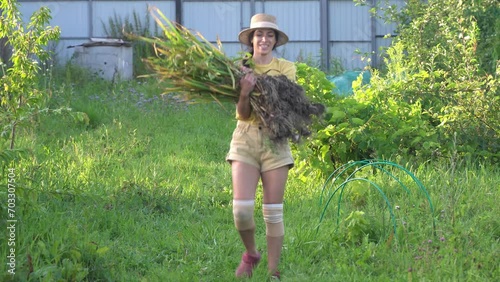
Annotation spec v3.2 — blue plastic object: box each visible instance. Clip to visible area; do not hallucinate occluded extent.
[328,71,371,96]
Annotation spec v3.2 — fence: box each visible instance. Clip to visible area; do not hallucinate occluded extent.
[16,0,403,71]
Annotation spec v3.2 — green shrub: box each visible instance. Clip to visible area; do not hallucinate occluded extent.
[466,0,500,75]
[295,0,499,179]
[369,0,499,161]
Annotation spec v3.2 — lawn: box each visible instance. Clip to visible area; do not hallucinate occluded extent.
[1,77,498,281]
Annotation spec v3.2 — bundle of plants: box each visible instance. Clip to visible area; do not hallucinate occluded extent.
[253,75,325,143]
[140,7,324,143]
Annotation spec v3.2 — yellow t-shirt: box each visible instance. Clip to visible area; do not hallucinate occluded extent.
[237,57,296,123]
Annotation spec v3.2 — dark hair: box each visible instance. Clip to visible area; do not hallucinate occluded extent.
[242,30,279,67]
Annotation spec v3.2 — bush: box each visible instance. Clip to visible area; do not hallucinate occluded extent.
[295,0,499,178]
[468,0,500,75]
[369,0,499,161]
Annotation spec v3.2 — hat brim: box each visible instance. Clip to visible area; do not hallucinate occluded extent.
[238,28,289,48]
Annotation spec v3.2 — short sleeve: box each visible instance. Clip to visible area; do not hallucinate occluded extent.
[279,59,296,81]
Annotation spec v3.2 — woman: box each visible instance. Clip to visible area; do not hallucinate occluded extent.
[226,13,295,280]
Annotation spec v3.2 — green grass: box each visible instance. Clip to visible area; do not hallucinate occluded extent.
[1,77,498,281]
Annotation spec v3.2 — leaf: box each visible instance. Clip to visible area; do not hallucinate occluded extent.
[320,145,330,160]
[351,118,365,126]
[330,110,346,122]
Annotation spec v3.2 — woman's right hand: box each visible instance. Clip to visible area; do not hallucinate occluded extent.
[239,67,256,97]
[237,68,255,119]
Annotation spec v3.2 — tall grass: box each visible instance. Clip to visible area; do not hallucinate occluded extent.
[101,6,160,76]
[0,73,498,281]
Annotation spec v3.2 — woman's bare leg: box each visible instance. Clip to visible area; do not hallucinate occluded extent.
[232,161,261,255]
[261,166,289,274]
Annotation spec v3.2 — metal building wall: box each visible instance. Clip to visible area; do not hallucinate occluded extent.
[330,0,372,69]
[16,0,403,71]
[374,0,405,63]
[17,1,175,62]
[182,1,244,58]
[182,1,322,66]
[256,1,322,66]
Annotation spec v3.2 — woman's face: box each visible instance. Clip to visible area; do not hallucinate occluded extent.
[252,29,277,55]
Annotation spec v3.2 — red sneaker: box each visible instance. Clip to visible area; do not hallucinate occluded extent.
[235,252,261,278]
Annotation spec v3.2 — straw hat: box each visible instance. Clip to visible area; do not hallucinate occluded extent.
[238,14,289,47]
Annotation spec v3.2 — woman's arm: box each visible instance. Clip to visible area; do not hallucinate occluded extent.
[237,72,256,120]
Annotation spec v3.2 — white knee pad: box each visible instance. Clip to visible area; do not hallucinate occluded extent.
[233,200,256,231]
[263,203,284,237]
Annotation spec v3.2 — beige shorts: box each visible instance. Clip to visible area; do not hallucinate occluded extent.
[226,121,294,172]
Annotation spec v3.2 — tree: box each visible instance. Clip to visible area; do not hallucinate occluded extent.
[0,1,60,150]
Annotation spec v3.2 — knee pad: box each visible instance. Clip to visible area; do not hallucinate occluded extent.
[263,203,284,237]
[233,200,255,231]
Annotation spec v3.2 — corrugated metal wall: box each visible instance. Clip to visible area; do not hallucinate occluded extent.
[17,0,403,70]
[17,1,176,62]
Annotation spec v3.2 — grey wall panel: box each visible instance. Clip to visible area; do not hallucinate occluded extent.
[258,1,321,41]
[330,0,371,41]
[183,1,243,42]
[183,1,320,60]
[278,42,323,63]
[182,1,316,42]
[330,42,371,70]
[92,2,175,37]
[17,0,407,70]
[375,16,398,37]
[219,43,246,60]
[375,0,405,36]
[19,2,89,38]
